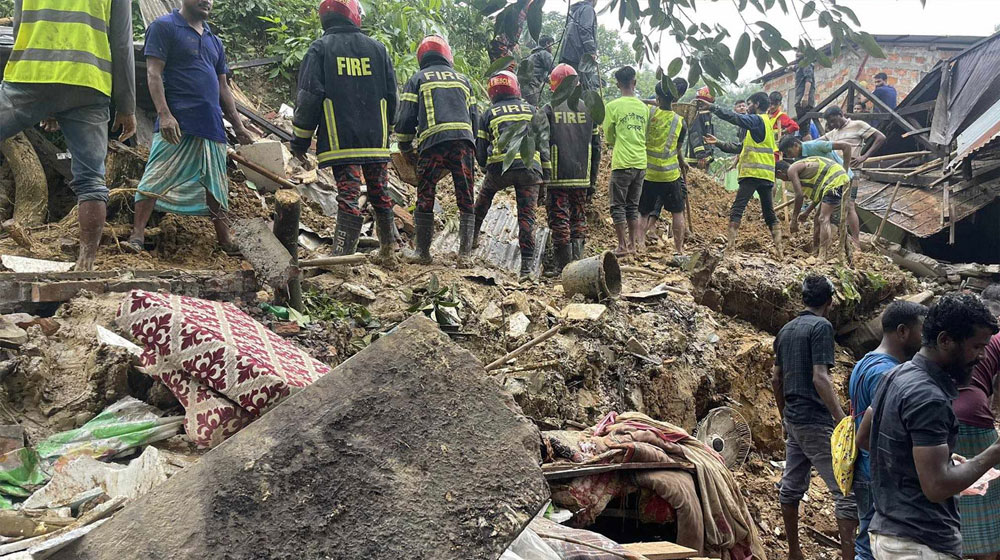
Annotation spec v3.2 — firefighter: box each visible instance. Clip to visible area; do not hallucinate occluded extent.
[542,64,601,273]
[474,71,549,281]
[290,0,397,260]
[687,86,715,170]
[395,35,478,265]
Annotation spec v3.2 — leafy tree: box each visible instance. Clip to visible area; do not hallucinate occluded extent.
[0,0,11,18]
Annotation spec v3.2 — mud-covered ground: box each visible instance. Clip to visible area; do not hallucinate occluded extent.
[0,147,921,560]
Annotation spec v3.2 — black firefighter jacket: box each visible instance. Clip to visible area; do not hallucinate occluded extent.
[291,24,397,167]
[476,96,549,177]
[543,101,601,188]
[560,1,597,66]
[395,57,478,154]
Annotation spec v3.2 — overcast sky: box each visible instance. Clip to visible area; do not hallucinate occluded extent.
[549,0,997,82]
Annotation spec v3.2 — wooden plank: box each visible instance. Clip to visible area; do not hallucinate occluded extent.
[622,541,699,560]
[228,57,282,71]
[542,461,695,481]
[235,102,292,142]
[896,100,937,116]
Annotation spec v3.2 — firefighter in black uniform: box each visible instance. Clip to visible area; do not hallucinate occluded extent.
[474,71,549,281]
[290,0,397,259]
[687,86,716,170]
[395,36,479,265]
[541,64,601,274]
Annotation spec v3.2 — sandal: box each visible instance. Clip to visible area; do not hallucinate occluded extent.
[120,239,145,254]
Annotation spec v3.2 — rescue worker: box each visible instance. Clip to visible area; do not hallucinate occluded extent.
[776,156,851,262]
[697,92,783,259]
[1,0,137,271]
[768,91,800,140]
[474,71,548,281]
[395,35,478,265]
[640,79,689,255]
[541,64,601,273]
[291,0,397,260]
[522,35,555,106]
[686,86,715,170]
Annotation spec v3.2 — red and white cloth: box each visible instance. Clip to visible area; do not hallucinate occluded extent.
[116,290,332,448]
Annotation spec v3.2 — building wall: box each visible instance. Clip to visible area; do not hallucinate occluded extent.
[761,43,962,113]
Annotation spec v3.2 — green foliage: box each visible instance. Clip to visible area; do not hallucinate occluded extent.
[837,267,861,304]
[402,273,463,327]
[302,290,374,327]
[0,0,11,18]
[866,271,888,292]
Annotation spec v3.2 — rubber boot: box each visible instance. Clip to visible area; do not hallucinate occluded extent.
[545,244,572,278]
[771,226,785,260]
[571,238,584,261]
[723,224,739,256]
[472,215,484,249]
[332,212,363,256]
[457,212,475,266]
[371,211,398,268]
[405,211,434,264]
[519,252,534,283]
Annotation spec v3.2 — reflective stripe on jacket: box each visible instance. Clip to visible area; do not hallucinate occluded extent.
[476,97,547,175]
[395,60,477,154]
[5,0,113,95]
[646,107,684,182]
[798,156,849,203]
[544,101,600,188]
[738,114,777,181]
[291,25,397,166]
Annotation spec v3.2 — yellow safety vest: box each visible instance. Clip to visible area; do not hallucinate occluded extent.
[738,114,777,181]
[645,107,684,182]
[798,156,850,203]
[4,0,114,96]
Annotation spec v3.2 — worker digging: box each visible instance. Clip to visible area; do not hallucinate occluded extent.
[1,1,999,559]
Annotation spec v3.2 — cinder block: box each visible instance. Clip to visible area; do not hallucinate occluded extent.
[236,140,289,193]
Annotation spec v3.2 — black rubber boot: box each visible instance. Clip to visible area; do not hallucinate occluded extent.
[332,212,363,256]
[571,238,584,261]
[472,215,485,249]
[371,211,398,267]
[405,211,434,264]
[545,244,572,277]
[519,251,534,282]
[458,212,475,263]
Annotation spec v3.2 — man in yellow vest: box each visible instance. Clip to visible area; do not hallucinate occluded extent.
[698,91,782,259]
[1,0,136,271]
[639,78,688,255]
[777,156,850,262]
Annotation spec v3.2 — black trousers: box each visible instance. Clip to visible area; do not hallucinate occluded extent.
[729,177,776,227]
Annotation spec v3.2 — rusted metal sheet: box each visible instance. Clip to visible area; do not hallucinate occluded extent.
[856,178,998,238]
[951,97,1000,169]
[431,201,549,276]
[137,0,181,27]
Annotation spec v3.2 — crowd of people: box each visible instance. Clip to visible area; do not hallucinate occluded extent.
[775,279,1000,560]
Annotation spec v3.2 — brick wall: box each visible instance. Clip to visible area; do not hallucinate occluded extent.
[761,43,961,112]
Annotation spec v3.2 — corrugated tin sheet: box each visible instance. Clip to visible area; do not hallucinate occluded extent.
[931,32,1000,145]
[952,97,1000,168]
[432,201,549,277]
[856,178,998,238]
[138,0,181,27]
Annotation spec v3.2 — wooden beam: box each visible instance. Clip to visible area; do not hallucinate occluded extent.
[860,170,938,187]
[810,81,853,113]
[622,541,700,560]
[896,100,937,116]
[235,102,292,142]
[849,80,938,152]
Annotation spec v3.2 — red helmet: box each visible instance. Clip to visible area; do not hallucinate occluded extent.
[417,35,454,66]
[488,71,521,101]
[696,86,715,103]
[319,0,361,27]
[549,63,578,92]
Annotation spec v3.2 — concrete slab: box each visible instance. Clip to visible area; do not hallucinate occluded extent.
[53,316,548,560]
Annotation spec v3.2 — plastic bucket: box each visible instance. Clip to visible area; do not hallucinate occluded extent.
[561,251,621,300]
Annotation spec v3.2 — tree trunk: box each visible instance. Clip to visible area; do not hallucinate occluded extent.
[273,189,302,311]
[0,133,48,227]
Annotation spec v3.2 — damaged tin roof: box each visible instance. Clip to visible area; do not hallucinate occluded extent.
[855,177,1000,238]
[432,202,549,277]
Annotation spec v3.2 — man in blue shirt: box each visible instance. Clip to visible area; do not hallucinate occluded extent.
[871,73,898,112]
[125,0,253,255]
[849,300,927,560]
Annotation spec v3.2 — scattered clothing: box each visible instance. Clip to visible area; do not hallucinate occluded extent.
[415,140,476,214]
[780,421,857,520]
[869,353,962,559]
[117,290,332,448]
[331,163,392,216]
[145,10,229,143]
[290,23,397,167]
[872,84,898,111]
[135,133,228,216]
[954,423,1000,556]
[954,332,1000,428]
[609,168,645,224]
[774,310,837,426]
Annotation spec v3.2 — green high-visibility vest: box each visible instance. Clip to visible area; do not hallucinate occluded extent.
[798,156,850,203]
[4,0,114,96]
[738,114,777,182]
[645,107,684,182]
